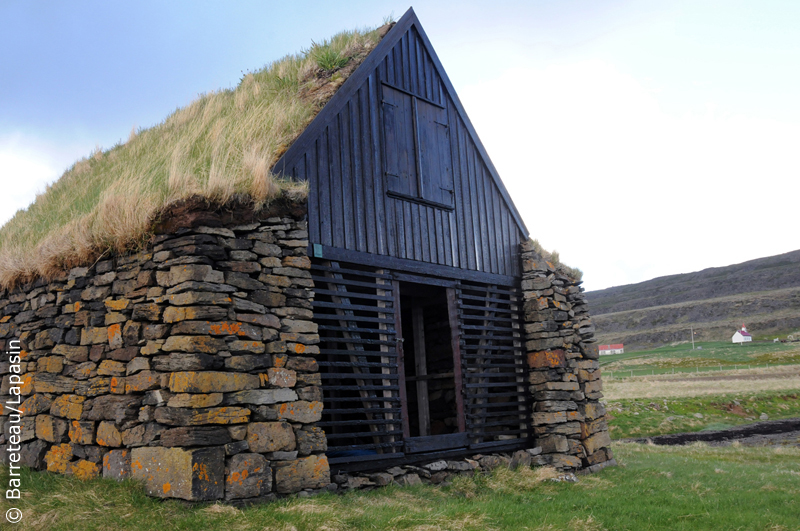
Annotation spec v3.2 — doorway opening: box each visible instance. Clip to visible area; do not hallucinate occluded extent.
[399,283,463,444]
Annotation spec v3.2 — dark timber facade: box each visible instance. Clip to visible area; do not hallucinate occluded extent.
[273,8,532,471]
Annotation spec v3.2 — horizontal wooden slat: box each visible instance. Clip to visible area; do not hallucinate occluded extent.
[314,300,395,314]
[318,348,398,358]
[313,288,394,301]
[311,276,395,291]
[322,384,400,392]
[310,263,394,279]
[318,324,395,334]
[322,372,399,381]
[313,313,395,324]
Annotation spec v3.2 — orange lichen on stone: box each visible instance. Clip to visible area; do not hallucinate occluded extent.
[294,343,306,354]
[44,443,73,474]
[69,459,100,480]
[20,374,34,395]
[50,394,85,420]
[208,322,242,335]
[163,483,171,493]
[69,420,94,445]
[105,299,130,311]
[108,323,122,347]
[527,349,566,369]
[168,371,260,393]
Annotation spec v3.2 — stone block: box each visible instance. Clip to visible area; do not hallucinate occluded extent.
[162,336,227,354]
[266,367,296,388]
[152,353,221,372]
[69,420,95,444]
[96,421,122,447]
[536,434,569,454]
[225,453,272,499]
[103,449,131,481]
[131,446,224,501]
[19,439,48,469]
[44,443,73,473]
[225,354,271,371]
[82,395,142,422]
[124,371,161,393]
[67,459,101,480]
[169,264,224,286]
[168,292,232,307]
[579,402,606,421]
[161,427,232,447]
[81,327,109,345]
[153,406,250,426]
[582,431,612,455]
[20,394,52,416]
[296,427,327,455]
[223,389,297,406]
[274,455,330,494]
[97,360,126,376]
[52,345,89,363]
[583,379,603,394]
[126,357,150,375]
[168,371,260,393]
[37,356,64,373]
[50,394,86,419]
[532,411,566,425]
[36,414,68,443]
[167,393,223,408]
[547,453,583,469]
[527,349,566,369]
[122,423,164,447]
[109,346,139,362]
[246,421,296,453]
[275,400,323,423]
[162,305,229,323]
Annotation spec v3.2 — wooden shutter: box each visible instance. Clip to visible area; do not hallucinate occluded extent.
[311,260,404,465]
[455,281,530,449]
[417,99,454,206]
[381,85,417,197]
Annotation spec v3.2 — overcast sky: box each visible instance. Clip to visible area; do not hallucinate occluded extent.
[2,0,799,291]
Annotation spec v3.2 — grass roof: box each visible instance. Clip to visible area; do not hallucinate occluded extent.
[0,21,392,289]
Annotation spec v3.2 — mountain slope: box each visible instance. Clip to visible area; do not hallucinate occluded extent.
[585,250,800,349]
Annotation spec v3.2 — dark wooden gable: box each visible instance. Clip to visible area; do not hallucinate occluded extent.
[273,8,529,284]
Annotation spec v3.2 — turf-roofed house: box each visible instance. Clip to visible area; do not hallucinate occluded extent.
[0,8,613,501]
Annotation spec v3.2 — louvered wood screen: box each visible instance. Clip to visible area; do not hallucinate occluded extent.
[311,260,404,464]
[456,281,529,447]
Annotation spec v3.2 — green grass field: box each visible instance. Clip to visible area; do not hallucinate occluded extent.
[599,340,800,377]
[2,442,799,530]
[606,390,800,439]
[3,341,799,529]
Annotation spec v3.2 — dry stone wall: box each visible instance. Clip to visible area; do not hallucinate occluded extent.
[0,210,329,501]
[520,240,616,473]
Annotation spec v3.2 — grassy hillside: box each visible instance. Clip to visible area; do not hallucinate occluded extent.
[586,250,800,315]
[0,22,392,290]
[586,251,800,350]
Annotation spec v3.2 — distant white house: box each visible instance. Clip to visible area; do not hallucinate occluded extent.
[599,343,624,355]
[732,325,753,344]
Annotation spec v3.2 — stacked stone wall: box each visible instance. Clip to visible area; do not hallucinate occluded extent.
[0,209,329,501]
[1,211,615,503]
[520,240,616,473]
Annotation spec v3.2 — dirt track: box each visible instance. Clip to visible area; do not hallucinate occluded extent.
[656,371,800,383]
[624,418,800,447]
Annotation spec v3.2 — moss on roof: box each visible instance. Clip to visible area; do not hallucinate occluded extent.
[0,22,392,289]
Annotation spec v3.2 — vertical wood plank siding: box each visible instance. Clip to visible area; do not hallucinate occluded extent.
[285,25,523,277]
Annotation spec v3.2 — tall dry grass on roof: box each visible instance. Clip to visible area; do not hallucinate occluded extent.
[0,25,389,289]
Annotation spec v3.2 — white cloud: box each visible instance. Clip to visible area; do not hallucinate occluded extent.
[459,60,800,290]
[0,133,89,227]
